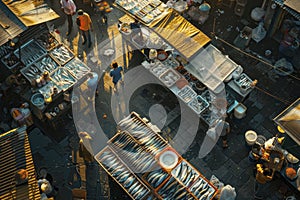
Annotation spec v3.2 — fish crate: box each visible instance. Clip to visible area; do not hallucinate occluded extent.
[177,85,197,103]
[156,176,196,199]
[49,44,74,66]
[233,73,252,91]
[149,61,169,78]
[14,39,47,66]
[20,64,43,86]
[159,68,181,87]
[35,31,59,51]
[50,68,77,92]
[108,131,158,174]
[1,52,20,70]
[188,172,218,200]
[188,95,210,115]
[35,54,60,74]
[161,56,180,69]
[63,57,91,80]
[95,146,151,200]
[142,166,172,191]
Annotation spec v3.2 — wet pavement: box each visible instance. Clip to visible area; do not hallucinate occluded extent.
[1,0,300,199]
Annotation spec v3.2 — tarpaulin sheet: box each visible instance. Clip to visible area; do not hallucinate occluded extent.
[0,0,27,46]
[3,0,59,27]
[274,98,300,145]
[149,11,210,60]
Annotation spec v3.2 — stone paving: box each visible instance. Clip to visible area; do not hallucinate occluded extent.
[1,0,300,199]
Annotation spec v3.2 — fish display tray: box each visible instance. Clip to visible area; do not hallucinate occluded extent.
[1,52,20,70]
[14,39,47,66]
[35,32,59,51]
[49,44,74,66]
[233,73,252,91]
[38,81,61,96]
[142,168,171,190]
[150,62,169,77]
[177,85,197,103]
[50,68,76,91]
[95,146,151,200]
[161,56,180,69]
[35,55,59,74]
[20,64,43,85]
[64,57,90,80]
[188,95,210,115]
[188,175,217,200]
[159,68,181,87]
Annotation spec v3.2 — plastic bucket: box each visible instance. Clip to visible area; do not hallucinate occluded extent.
[256,135,266,146]
[245,130,257,146]
[234,103,247,119]
[31,93,45,110]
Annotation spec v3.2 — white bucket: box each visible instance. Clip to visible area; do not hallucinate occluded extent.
[245,130,257,146]
[234,103,247,119]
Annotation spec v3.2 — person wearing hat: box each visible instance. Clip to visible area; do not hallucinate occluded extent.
[38,178,57,198]
[60,0,76,36]
[77,9,93,48]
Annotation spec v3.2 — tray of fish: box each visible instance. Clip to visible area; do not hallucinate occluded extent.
[189,178,216,200]
[200,90,214,104]
[159,68,181,87]
[109,132,156,173]
[233,73,252,91]
[20,64,43,84]
[1,52,20,70]
[0,43,12,58]
[200,109,219,126]
[188,95,209,115]
[117,113,168,154]
[39,81,61,96]
[150,62,169,77]
[35,55,59,73]
[95,147,150,200]
[14,39,47,66]
[64,57,90,80]
[144,168,170,189]
[177,85,197,103]
[35,32,59,51]
[50,68,76,91]
[161,57,180,69]
[157,177,195,199]
[171,161,200,189]
[49,44,74,65]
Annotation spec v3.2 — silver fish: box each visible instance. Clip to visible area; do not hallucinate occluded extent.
[123,176,135,188]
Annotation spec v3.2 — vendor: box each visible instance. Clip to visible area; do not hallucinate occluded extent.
[130,19,142,38]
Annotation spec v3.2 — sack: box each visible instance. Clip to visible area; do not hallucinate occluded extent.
[76,17,81,26]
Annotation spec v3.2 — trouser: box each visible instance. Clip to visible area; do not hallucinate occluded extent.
[67,14,73,33]
[81,29,91,45]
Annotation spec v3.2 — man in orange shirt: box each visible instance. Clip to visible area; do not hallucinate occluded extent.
[77,9,93,48]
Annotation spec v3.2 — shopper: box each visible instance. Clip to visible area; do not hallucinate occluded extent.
[109,62,123,92]
[77,9,93,48]
[60,0,76,36]
[87,72,99,98]
[220,120,230,149]
[37,178,58,198]
[254,164,273,199]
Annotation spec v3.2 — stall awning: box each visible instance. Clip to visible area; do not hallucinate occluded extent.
[0,1,27,46]
[274,98,300,146]
[149,11,211,61]
[273,0,300,20]
[3,0,59,27]
[0,127,40,200]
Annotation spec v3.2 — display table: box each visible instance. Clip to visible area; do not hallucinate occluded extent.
[95,112,218,199]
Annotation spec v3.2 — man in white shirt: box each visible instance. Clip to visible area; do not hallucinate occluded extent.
[60,0,76,36]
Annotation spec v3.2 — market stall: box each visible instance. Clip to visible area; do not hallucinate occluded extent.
[0,23,91,128]
[273,98,300,145]
[95,112,218,200]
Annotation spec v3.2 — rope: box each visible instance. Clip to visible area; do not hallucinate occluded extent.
[254,85,292,105]
[215,36,300,81]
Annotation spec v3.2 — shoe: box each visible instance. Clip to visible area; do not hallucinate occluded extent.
[82,41,86,45]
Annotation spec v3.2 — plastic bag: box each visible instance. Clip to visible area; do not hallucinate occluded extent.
[219,185,236,200]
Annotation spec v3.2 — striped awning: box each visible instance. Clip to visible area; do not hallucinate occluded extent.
[0,127,40,200]
[273,0,300,20]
